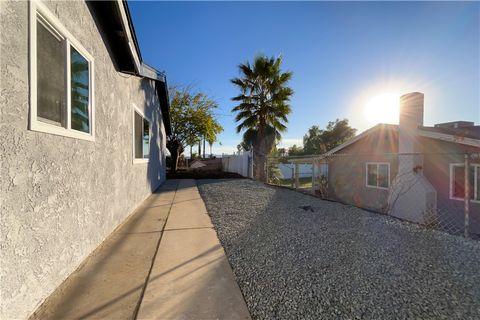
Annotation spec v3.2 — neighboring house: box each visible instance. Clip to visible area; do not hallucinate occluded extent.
[323,92,480,235]
[0,1,171,318]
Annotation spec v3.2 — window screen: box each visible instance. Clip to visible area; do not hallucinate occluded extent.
[143,118,150,159]
[367,163,389,188]
[134,112,143,159]
[367,164,377,187]
[453,166,465,198]
[452,165,480,200]
[476,167,480,201]
[452,165,477,200]
[470,166,475,200]
[378,164,389,188]
[36,18,65,126]
[71,47,90,133]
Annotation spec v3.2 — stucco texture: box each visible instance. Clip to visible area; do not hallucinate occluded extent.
[421,138,480,234]
[328,126,399,212]
[0,1,166,319]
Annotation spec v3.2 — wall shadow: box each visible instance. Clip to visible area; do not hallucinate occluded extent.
[86,2,120,72]
[136,78,166,192]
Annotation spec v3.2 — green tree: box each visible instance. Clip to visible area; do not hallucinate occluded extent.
[167,87,223,172]
[302,125,323,155]
[238,125,280,153]
[303,119,357,154]
[231,55,293,181]
[205,116,224,157]
[277,148,287,157]
[288,144,304,156]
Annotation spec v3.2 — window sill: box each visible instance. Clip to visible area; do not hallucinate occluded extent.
[30,120,94,141]
[450,197,480,204]
[133,158,150,164]
[366,185,390,190]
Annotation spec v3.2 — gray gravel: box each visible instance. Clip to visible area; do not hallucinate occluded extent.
[197,179,480,320]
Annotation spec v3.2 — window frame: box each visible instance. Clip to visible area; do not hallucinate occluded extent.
[132,105,152,164]
[29,0,95,141]
[449,163,480,203]
[365,162,390,190]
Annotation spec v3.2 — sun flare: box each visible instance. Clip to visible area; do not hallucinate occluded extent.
[363,93,400,125]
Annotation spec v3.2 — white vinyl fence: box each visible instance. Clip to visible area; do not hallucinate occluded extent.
[222,151,253,178]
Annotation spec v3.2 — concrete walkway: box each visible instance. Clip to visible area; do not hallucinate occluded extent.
[30,179,249,320]
[137,179,250,319]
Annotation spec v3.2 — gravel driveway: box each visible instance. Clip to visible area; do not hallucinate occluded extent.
[197,179,480,320]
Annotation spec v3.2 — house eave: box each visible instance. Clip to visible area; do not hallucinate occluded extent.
[117,1,166,82]
[418,129,480,148]
[325,124,398,156]
[87,0,170,133]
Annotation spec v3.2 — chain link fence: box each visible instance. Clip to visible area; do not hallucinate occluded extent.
[266,152,480,240]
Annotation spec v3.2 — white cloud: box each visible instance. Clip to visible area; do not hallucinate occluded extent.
[278,138,303,149]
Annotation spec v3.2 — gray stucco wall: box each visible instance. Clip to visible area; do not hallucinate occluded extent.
[421,138,480,235]
[327,127,399,212]
[0,1,166,319]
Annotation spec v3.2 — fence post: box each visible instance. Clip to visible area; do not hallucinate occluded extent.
[266,158,269,183]
[464,154,470,238]
[311,162,315,193]
[291,166,294,188]
[295,163,300,190]
[249,150,254,179]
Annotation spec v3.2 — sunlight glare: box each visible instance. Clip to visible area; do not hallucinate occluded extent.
[363,93,399,125]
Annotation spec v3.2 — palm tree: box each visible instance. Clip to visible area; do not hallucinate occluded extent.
[231,55,293,181]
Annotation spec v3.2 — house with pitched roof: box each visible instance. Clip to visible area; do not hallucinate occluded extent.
[323,92,480,235]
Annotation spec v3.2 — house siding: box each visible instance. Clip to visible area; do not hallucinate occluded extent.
[327,128,479,233]
[421,138,480,235]
[0,1,166,319]
[327,127,398,212]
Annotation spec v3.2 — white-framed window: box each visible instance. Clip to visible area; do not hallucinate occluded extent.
[366,162,390,189]
[29,0,95,141]
[133,106,151,163]
[449,163,480,203]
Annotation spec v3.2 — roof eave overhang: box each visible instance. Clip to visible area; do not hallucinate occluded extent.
[114,0,141,74]
[116,1,166,82]
[89,0,171,133]
[156,79,172,136]
[325,124,398,156]
[418,130,480,148]
[116,0,170,133]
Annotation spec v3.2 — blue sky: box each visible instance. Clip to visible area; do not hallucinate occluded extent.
[129,1,480,154]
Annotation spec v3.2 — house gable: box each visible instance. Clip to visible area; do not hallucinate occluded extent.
[327,124,399,156]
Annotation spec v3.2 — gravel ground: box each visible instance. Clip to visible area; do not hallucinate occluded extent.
[197,179,480,320]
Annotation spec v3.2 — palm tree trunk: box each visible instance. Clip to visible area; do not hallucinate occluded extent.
[256,116,267,182]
